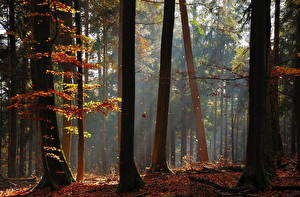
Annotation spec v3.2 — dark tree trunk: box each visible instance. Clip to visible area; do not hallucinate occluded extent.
[291,107,296,153]
[74,0,85,181]
[117,0,143,193]
[32,0,74,190]
[224,94,228,160]
[295,5,300,170]
[231,97,235,161]
[238,0,271,189]
[220,94,224,157]
[270,0,283,158]
[150,0,175,173]
[8,0,17,178]
[213,96,217,161]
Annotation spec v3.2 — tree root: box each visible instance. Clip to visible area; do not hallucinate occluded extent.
[272,185,300,191]
[189,176,257,194]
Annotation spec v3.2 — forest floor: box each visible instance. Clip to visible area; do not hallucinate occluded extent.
[1,156,300,197]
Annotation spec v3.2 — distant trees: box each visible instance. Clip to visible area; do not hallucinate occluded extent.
[150,0,175,173]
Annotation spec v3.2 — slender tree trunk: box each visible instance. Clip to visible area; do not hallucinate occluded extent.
[271,0,283,157]
[235,114,240,161]
[84,0,89,82]
[291,107,296,153]
[117,0,143,192]
[180,107,187,166]
[220,94,224,157]
[170,125,176,167]
[295,5,300,170]
[190,129,194,158]
[74,0,85,181]
[231,97,235,161]
[179,0,208,161]
[212,96,217,161]
[150,0,175,173]
[8,0,17,178]
[59,0,73,164]
[117,0,123,154]
[19,119,26,177]
[224,95,228,160]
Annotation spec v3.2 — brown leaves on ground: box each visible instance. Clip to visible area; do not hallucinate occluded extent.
[2,157,300,197]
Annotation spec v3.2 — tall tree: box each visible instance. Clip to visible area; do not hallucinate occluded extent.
[295,3,300,170]
[32,0,74,189]
[270,0,283,158]
[59,0,73,164]
[150,0,175,173]
[75,0,85,181]
[179,0,208,162]
[117,0,143,193]
[238,0,271,189]
[7,0,17,178]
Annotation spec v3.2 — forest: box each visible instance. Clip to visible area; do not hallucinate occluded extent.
[0,0,299,196]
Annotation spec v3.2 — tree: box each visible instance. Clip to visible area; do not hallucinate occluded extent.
[117,0,143,193]
[149,0,175,173]
[238,0,271,189]
[295,3,300,170]
[270,0,283,159]
[179,0,208,162]
[7,0,17,178]
[74,0,85,182]
[58,0,73,164]
[31,0,74,189]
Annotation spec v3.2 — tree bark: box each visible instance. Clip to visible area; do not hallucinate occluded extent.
[32,0,74,189]
[150,0,175,173]
[238,0,271,189]
[8,0,17,178]
[179,0,208,161]
[74,0,85,182]
[117,0,143,193]
[270,0,283,158]
[59,0,73,164]
[295,4,300,170]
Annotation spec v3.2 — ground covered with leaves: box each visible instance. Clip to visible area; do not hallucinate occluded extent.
[2,157,300,196]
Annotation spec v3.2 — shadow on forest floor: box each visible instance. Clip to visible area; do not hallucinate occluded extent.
[1,156,300,197]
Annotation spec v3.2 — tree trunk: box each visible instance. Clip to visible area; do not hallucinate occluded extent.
[270,0,283,157]
[190,129,194,158]
[59,0,73,164]
[117,0,143,193]
[74,0,85,181]
[179,0,208,161]
[231,97,235,161]
[84,0,89,82]
[32,0,74,189]
[150,0,175,173]
[238,0,271,189]
[295,5,300,170]
[224,94,228,160]
[180,107,187,166]
[8,0,17,178]
[220,94,224,157]
[212,96,217,161]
